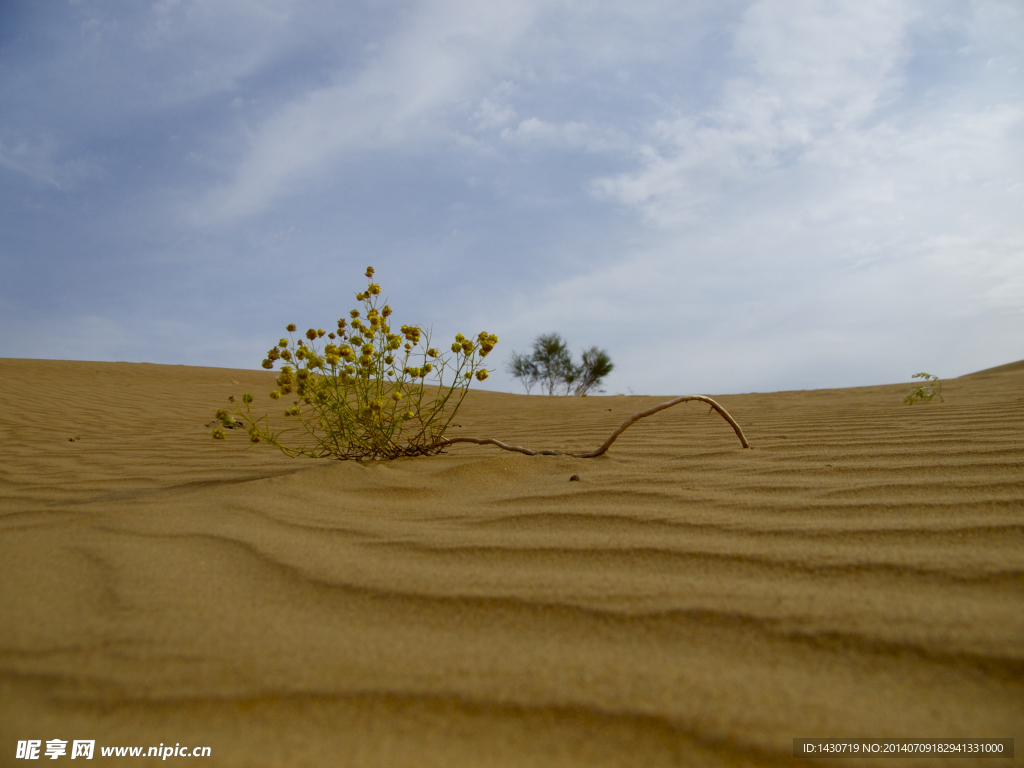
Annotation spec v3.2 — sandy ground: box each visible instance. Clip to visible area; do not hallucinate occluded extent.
[1,358,1021,767]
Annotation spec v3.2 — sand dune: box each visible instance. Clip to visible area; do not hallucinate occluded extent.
[1,358,1021,766]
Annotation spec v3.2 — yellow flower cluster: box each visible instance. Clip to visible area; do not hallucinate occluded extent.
[213,266,499,459]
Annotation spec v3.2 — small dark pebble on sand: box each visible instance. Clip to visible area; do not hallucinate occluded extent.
[569,475,580,482]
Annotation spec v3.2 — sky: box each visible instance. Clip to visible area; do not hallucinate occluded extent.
[1,0,1022,396]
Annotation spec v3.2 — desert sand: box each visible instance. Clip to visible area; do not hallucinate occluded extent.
[1,358,1021,766]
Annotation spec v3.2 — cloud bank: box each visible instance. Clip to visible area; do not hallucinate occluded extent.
[1,0,1021,394]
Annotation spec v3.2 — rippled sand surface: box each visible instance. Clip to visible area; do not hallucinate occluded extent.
[1,358,1022,766]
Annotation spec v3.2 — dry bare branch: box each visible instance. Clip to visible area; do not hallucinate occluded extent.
[438,395,750,457]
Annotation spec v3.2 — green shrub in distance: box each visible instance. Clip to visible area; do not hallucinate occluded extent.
[213,266,497,459]
[903,372,943,405]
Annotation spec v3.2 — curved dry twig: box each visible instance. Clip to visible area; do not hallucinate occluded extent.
[437,395,749,457]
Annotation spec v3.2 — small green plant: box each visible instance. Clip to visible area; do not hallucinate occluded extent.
[507,332,614,395]
[213,266,497,459]
[903,372,943,405]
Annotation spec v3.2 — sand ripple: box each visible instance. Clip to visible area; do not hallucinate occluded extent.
[1,359,1022,766]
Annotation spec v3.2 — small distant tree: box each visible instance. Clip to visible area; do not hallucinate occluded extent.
[573,347,614,396]
[506,333,614,396]
[507,351,541,395]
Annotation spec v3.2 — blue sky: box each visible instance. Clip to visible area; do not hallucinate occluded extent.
[1,0,1021,395]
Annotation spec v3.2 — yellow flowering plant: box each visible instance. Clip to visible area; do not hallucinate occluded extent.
[213,267,497,459]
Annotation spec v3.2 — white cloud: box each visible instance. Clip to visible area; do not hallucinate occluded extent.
[0,135,101,190]
[592,0,918,227]
[482,1,1024,393]
[192,0,539,223]
[499,117,630,154]
[473,94,517,130]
